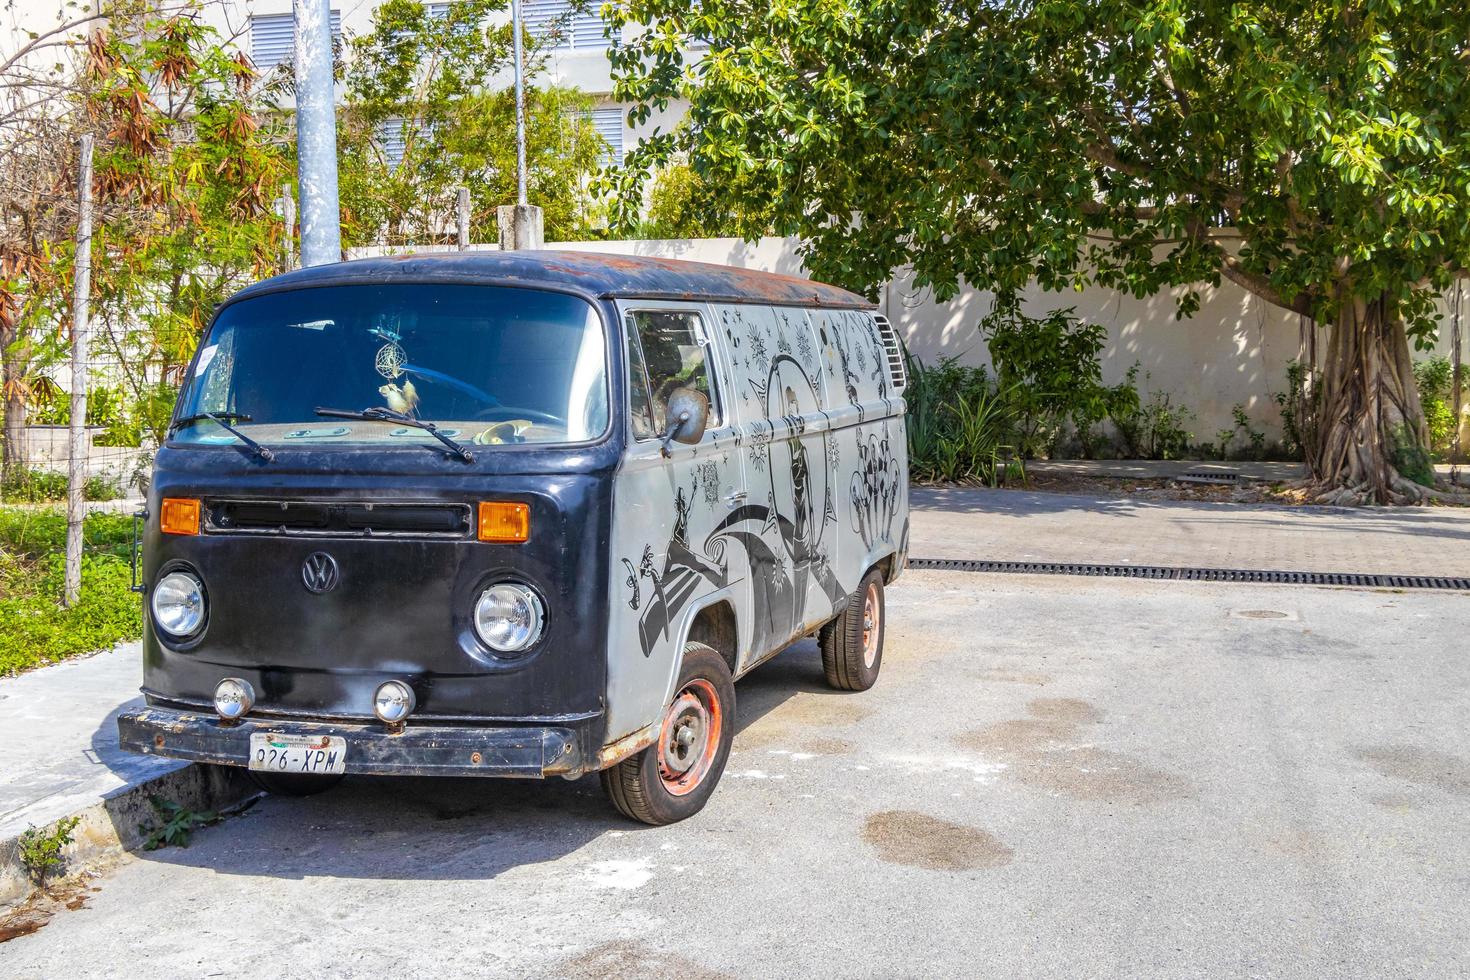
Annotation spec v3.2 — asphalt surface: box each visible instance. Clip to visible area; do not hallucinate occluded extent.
[910,486,1470,576]
[5,571,1469,978]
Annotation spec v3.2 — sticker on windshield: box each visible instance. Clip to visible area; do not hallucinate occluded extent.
[194,344,218,376]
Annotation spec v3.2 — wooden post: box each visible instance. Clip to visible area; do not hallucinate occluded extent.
[64,134,94,608]
[457,187,470,251]
[282,184,297,269]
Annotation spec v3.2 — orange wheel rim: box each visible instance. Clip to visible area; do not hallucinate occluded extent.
[861,583,881,669]
[657,678,722,796]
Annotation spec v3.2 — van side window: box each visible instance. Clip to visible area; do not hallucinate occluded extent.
[628,310,719,437]
[623,315,657,440]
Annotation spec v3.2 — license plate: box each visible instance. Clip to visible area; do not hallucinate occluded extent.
[248,733,347,775]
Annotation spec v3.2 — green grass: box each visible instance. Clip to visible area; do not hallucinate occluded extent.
[0,507,142,676]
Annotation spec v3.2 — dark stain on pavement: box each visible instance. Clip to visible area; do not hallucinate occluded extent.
[956,698,1193,804]
[555,940,733,980]
[1357,745,1470,797]
[862,810,1014,871]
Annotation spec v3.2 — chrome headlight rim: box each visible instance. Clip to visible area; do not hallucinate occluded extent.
[150,566,209,642]
[472,581,547,656]
[373,679,417,724]
[213,677,255,722]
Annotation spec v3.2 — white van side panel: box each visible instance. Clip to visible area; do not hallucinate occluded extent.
[603,301,907,749]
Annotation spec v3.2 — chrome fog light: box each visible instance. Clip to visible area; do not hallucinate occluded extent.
[373,680,416,724]
[152,570,207,639]
[473,582,545,653]
[214,677,255,722]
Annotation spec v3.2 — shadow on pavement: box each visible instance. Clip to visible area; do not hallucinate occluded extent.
[124,640,839,882]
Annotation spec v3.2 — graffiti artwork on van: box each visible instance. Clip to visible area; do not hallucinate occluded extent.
[851,423,902,551]
[626,352,846,658]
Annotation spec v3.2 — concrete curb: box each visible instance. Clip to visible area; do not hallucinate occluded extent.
[1,763,255,910]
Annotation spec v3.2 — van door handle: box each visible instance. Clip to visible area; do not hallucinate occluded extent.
[724,491,748,507]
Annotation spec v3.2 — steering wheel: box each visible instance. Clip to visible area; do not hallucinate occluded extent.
[473,405,566,426]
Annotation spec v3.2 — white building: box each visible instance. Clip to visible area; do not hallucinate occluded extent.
[4,0,683,165]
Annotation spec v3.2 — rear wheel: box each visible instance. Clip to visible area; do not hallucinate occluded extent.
[819,568,885,691]
[601,641,735,825]
[246,771,345,797]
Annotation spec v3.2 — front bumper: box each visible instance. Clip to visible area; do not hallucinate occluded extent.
[118,706,590,778]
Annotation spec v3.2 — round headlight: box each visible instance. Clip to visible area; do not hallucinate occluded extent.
[373,680,416,724]
[473,582,545,653]
[152,570,206,638]
[214,677,255,721]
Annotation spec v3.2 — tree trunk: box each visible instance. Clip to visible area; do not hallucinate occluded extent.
[0,304,23,480]
[1308,294,1437,504]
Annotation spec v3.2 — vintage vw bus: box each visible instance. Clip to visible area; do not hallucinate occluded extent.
[118,251,909,824]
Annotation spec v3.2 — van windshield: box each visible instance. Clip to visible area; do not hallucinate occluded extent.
[172,283,609,448]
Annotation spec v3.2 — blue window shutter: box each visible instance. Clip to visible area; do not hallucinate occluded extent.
[590,107,623,167]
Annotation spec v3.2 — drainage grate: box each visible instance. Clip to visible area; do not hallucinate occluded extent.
[907,558,1470,591]
[1177,471,1240,485]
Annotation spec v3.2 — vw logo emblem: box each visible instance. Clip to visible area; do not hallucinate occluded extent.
[301,552,340,594]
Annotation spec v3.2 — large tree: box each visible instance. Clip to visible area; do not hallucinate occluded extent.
[607,0,1470,503]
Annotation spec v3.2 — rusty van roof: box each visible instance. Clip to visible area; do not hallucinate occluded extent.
[225,250,876,310]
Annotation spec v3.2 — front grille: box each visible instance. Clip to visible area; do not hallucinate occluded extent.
[206,499,473,538]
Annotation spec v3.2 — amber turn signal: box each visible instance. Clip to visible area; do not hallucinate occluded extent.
[160,497,201,536]
[478,501,530,543]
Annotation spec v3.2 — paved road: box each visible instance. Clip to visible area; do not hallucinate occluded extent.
[911,486,1470,576]
[6,571,1468,978]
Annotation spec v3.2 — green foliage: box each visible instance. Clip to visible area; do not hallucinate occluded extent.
[2,468,68,502]
[1413,356,1461,457]
[632,157,770,240]
[903,353,1016,484]
[24,385,145,447]
[1218,404,1268,461]
[81,1,293,445]
[139,796,221,851]
[337,0,606,245]
[0,469,124,503]
[606,0,1470,488]
[981,305,1135,458]
[0,508,141,675]
[1274,362,1319,462]
[607,0,1470,330]
[18,816,81,886]
[1109,366,1195,460]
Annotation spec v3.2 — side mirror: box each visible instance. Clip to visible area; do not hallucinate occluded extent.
[661,387,710,456]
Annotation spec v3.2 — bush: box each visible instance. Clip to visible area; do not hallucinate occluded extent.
[1413,356,1461,459]
[2,468,69,502]
[23,385,143,447]
[0,469,125,503]
[0,507,142,676]
[903,353,1016,484]
[982,305,1133,458]
[1109,365,1195,460]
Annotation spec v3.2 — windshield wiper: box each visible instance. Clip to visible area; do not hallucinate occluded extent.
[170,412,274,462]
[315,406,475,464]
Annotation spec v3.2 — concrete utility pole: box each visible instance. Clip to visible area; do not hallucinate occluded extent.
[64,134,93,609]
[499,0,543,250]
[293,0,341,267]
[512,0,527,208]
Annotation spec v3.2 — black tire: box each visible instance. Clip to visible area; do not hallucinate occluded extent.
[246,770,345,797]
[601,641,736,826]
[820,568,885,692]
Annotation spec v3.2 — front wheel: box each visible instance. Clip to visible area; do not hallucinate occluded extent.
[601,641,735,825]
[819,568,886,691]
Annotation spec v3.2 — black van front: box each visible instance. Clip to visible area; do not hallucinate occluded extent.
[118,274,621,780]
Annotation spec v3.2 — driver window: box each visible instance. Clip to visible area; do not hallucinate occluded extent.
[627,310,719,439]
